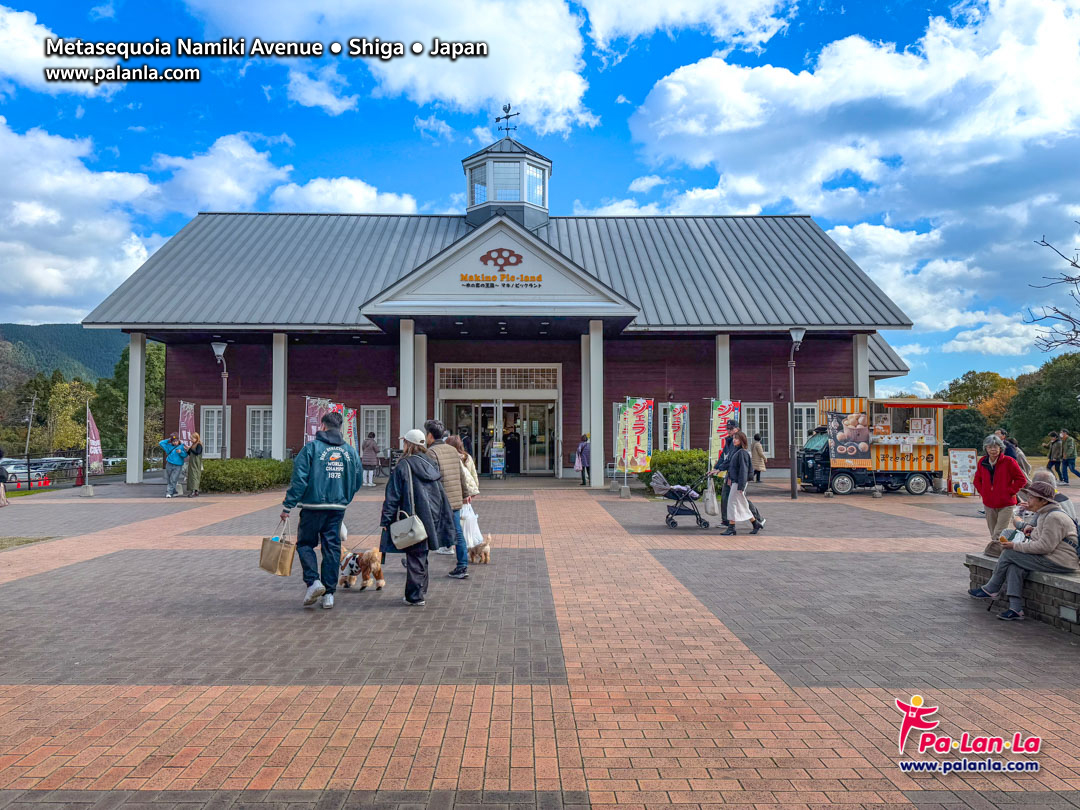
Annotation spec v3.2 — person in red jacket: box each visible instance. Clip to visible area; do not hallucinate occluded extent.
[973,434,1028,557]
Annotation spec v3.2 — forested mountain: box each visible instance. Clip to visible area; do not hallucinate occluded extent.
[0,324,127,385]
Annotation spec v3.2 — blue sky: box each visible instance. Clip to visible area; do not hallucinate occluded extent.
[3,0,1080,395]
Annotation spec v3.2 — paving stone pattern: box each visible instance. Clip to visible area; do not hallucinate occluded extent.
[0,789,589,809]
[905,790,1080,808]
[602,497,971,538]
[0,549,564,686]
[651,549,1080,688]
[0,501,203,539]
[186,502,539,539]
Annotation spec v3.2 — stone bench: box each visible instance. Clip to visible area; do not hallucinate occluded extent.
[965,552,1080,634]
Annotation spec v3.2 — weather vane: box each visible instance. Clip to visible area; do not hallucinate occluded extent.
[495,103,519,136]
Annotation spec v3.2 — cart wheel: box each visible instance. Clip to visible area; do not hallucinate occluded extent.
[665,515,677,528]
[884,481,903,491]
[905,474,930,495]
[830,472,856,495]
[697,518,709,529]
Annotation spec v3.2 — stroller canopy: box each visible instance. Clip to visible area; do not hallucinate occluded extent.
[650,471,672,496]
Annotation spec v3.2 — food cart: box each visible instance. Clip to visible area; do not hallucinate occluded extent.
[798,396,965,495]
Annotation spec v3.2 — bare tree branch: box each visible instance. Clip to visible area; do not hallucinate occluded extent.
[1031,223,1080,350]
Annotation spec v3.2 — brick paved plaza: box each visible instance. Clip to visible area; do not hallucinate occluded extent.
[1,482,1079,809]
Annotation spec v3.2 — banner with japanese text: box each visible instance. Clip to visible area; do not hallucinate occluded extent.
[344,408,358,449]
[178,401,196,443]
[708,399,741,461]
[86,406,104,475]
[616,397,654,473]
[667,403,689,451]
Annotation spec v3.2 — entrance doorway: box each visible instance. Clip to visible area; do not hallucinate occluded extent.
[444,400,556,476]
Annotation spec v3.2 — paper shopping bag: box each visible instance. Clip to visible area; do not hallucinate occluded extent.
[260,519,296,576]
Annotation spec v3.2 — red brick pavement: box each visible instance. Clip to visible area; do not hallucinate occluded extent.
[1,487,1078,806]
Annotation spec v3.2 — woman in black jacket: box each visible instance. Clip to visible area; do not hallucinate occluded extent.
[379,430,456,606]
[722,431,764,536]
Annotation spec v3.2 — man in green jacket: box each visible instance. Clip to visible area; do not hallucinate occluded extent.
[280,411,363,610]
[1062,429,1078,486]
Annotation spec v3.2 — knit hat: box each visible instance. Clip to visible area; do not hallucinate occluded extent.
[1019,481,1056,503]
[403,429,427,447]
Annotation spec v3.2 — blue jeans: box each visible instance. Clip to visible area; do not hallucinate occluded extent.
[296,509,343,595]
[1064,458,1080,483]
[165,462,183,496]
[453,508,468,568]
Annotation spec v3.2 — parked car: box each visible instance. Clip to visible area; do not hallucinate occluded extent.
[3,464,48,483]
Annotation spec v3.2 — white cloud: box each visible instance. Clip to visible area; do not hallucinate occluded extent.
[628,175,667,193]
[415,115,454,142]
[0,4,113,96]
[270,176,417,214]
[943,320,1041,355]
[286,64,358,116]
[615,94,631,104]
[877,379,933,398]
[89,1,115,20]
[470,125,495,145]
[1008,364,1039,375]
[572,197,662,215]
[0,115,154,322]
[74,104,84,119]
[582,0,794,50]
[152,134,292,214]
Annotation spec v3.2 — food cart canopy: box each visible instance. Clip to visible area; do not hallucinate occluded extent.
[877,399,966,409]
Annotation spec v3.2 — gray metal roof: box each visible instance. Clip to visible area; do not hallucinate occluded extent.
[83,212,912,331]
[868,333,909,378]
[461,136,552,166]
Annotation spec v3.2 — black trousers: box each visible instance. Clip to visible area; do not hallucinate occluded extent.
[580,465,590,484]
[720,477,763,524]
[404,543,429,604]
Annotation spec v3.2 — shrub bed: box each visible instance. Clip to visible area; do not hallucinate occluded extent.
[200,458,294,493]
[637,449,710,488]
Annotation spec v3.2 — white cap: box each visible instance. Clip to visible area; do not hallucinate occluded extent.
[403,429,427,446]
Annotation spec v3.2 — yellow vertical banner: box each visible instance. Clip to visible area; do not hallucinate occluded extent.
[708,399,741,462]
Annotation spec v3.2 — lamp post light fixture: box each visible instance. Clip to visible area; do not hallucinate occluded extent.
[211,341,228,459]
[788,327,806,500]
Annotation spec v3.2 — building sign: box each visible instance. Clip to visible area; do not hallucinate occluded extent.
[459,247,543,289]
[616,397,653,473]
[179,400,196,443]
[667,403,689,451]
[709,399,741,461]
[827,410,873,468]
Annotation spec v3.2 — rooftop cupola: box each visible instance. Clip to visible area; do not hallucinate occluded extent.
[462,105,551,230]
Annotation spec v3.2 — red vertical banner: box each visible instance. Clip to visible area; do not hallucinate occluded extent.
[178,401,196,443]
[86,407,104,475]
[305,397,334,444]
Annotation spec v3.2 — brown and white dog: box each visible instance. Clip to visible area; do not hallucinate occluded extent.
[468,540,491,565]
[339,549,385,590]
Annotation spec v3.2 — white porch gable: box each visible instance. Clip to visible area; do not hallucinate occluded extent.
[361,215,639,319]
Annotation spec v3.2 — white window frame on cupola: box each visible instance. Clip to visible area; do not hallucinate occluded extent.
[526,163,545,207]
[469,164,487,206]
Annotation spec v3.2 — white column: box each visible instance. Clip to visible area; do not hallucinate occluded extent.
[869,377,877,398]
[854,334,870,397]
[413,333,427,427]
[271,333,288,461]
[126,333,146,484]
[715,335,730,400]
[580,334,591,435]
[399,319,415,438]
[589,320,604,489]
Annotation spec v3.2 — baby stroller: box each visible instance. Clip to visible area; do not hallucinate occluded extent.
[650,470,710,529]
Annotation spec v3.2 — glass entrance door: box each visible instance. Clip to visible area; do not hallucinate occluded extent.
[523,402,552,473]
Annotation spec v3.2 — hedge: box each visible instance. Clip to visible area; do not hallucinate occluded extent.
[200,458,294,492]
[637,449,710,488]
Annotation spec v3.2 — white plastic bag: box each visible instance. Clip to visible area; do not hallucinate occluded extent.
[461,502,484,549]
[703,477,719,516]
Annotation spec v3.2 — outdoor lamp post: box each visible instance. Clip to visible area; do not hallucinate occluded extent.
[788,327,806,500]
[211,342,228,459]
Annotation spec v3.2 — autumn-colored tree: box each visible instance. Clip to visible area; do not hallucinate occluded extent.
[935,370,1016,408]
[43,379,96,450]
[975,383,1018,425]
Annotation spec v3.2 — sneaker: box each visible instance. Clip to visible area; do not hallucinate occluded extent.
[968,587,997,599]
[165,493,173,498]
[997,609,1025,621]
[435,547,455,555]
[321,593,334,610]
[303,580,326,606]
[403,597,426,607]
[448,566,469,579]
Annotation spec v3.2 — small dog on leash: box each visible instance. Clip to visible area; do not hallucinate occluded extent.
[468,540,491,565]
[339,549,385,590]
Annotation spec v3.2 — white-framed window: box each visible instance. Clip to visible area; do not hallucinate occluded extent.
[526,164,545,206]
[743,403,774,458]
[361,406,391,456]
[200,405,232,459]
[658,402,690,450]
[246,406,273,458]
[493,161,520,201]
[469,165,487,205]
[792,402,818,450]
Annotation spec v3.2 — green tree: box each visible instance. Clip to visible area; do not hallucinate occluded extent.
[943,408,991,450]
[935,371,1016,412]
[43,379,96,450]
[1002,353,1080,453]
[94,342,165,455]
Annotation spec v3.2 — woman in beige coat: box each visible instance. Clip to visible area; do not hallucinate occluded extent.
[751,433,767,483]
